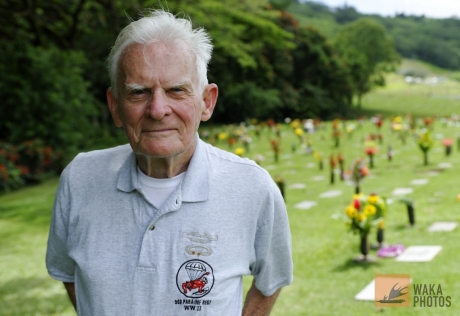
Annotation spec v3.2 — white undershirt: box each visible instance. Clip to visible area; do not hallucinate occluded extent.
[137,167,186,209]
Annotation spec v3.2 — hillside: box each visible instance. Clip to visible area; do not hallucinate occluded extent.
[287,1,460,70]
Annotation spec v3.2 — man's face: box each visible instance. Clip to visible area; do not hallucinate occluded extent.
[107,41,217,160]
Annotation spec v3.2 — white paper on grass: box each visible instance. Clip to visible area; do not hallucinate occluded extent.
[395,246,442,262]
[294,200,317,210]
[428,222,457,232]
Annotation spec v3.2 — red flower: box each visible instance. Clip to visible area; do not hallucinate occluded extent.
[365,147,377,155]
[442,138,453,146]
[353,199,361,210]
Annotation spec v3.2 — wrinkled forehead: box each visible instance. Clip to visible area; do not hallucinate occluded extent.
[118,40,196,82]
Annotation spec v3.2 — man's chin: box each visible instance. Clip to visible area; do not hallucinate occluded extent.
[133,143,181,158]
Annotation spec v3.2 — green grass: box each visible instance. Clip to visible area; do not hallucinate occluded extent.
[247,120,460,316]
[2,71,460,315]
[359,60,460,118]
[0,179,75,315]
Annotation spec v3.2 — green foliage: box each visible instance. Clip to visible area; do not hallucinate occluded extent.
[333,18,400,107]
[379,16,460,70]
[0,140,64,192]
[288,1,460,71]
[0,38,100,153]
[288,25,353,118]
[417,129,433,153]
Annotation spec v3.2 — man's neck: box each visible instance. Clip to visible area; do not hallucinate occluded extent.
[135,144,195,179]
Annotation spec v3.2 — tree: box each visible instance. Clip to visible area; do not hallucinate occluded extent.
[161,0,296,122]
[333,18,400,108]
[0,37,99,153]
[266,11,353,119]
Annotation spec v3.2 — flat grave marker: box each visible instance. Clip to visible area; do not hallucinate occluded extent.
[392,187,413,196]
[320,190,342,198]
[395,246,442,262]
[411,179,429,185]
[312,175,325,181]
[294,200,317,210]
[427,222,457,232]
[354,279,375,301]
[438,162,453,169]
[289,183,306,189]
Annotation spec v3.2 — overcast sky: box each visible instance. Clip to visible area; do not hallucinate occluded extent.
[309,0,460,18]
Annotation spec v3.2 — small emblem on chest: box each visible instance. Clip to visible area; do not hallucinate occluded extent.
[185,245,212,256]
[182,231,218,244]
[176,259,214,298]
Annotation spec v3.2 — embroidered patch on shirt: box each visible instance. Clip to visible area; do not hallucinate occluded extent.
[176,259,214,298]
[182,231,218,243]
[185,245,212,257]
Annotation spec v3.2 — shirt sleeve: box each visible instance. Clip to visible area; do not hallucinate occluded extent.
[46,166,76,282]
[250,182,293,296]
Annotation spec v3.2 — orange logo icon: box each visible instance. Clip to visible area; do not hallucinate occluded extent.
[375,274,410,307]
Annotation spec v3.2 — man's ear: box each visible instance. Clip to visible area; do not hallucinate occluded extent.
[201,83,218,122]
[107,88,123,127]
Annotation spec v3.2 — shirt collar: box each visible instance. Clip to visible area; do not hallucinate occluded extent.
[116,137,210,203]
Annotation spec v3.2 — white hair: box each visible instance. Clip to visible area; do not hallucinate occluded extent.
[107,10,213,97]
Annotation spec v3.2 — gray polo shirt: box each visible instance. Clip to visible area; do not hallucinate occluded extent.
[46,139,293,315]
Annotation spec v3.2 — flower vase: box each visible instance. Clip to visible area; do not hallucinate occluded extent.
[423,151,428,166]
[369,154,374,169]
[407,205,415,226]
[360,233,369,257]
[355,233,375,262]
[373,228,384,249]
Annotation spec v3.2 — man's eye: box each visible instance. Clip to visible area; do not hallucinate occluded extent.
[132,89,146,96]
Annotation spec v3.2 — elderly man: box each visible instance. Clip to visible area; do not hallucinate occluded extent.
[46,9,292,315]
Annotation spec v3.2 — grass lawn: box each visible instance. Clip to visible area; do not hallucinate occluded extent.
[2,72,460,315]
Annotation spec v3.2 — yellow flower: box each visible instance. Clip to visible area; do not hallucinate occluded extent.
[379,220,385,229]
[234,148,245,157]
[356,213,367,223]
[393,116,403,123]
[345,206,357,218]
[218,132,228,140]
[393,123,403,131]
[290,119,300,129]
[363,205,376,216]
[367,195,379,205]
[313,151,322,162]
[295,128,303,136]
[353,193,364,200]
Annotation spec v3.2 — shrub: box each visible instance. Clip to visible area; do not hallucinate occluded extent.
[0,140,64,192]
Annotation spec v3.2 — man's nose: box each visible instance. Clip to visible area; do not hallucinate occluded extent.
[146,91,172,120]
